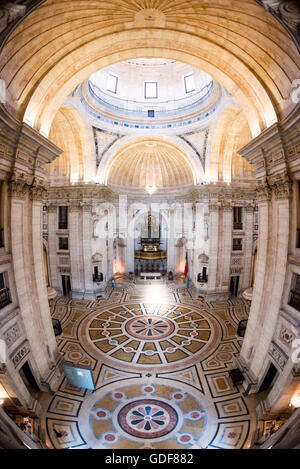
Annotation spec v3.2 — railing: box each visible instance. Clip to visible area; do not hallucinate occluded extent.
[233,222,243,230]
[288,289,300,312]
[0,228,4,248]
[0,288,11,309]
[232,245,243,251]
[88,80,214,119]
[197,275,208,283]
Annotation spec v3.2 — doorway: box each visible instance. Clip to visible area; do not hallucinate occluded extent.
[61,275,71,295]
[258,362,278,392]
[19,361,40,391]
[230,275,240,296]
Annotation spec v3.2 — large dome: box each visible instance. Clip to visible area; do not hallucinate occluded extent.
[88,59,214,117]
[105,137,195,195]
[75,58,221,135]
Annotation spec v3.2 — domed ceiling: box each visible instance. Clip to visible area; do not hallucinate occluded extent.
[88,59,214,114]
[105,137,195,195]
[76,58,222,135]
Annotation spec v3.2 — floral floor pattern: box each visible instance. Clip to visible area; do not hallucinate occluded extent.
[41,283,258,449]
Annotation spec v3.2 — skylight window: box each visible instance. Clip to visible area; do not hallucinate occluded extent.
[145,81,158,99]
[184,73,195,93]
[107,73,118,93]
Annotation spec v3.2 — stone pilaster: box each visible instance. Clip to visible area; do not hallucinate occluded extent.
[167,208,175,273]
[241,205,255,289]
[81,202,94,299]
[220,202,233,291]
[47,204,59,290]
[69,203,82,297]
[208,203,219,292]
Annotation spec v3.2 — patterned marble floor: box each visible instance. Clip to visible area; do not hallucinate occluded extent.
[41,283,258,449]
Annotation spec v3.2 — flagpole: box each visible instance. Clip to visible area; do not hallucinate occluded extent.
[184,250,189,288]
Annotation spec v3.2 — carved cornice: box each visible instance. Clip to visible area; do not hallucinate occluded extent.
[257,1,300,49]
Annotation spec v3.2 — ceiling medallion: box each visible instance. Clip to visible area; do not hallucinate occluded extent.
[134,9,166,28]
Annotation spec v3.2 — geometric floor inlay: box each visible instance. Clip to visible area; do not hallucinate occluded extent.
[43,284,258,449]
[81,302,221,371]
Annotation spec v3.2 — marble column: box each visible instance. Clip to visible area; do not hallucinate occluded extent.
[241,205,255,289]
[240,180,272,370]
[240,174,293,390]
[126,206,135,274]
[118,195,128,273]
[193,202,205,284]
[8,178,57,397]
[82,203,94,299]
[69,203,82,297]
[220,202,233,291]
[47,204,60,291]
[208,203,219,292]
[167,208,175,273]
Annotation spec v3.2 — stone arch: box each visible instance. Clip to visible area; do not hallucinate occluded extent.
[47,105,93,184]
[99,136,199,194]
[209,104,254,183]
[1,1,298,139]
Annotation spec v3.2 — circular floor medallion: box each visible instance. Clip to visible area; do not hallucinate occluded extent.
[118,399,178,439]
[83,302,221,370]
[125,315,175,340]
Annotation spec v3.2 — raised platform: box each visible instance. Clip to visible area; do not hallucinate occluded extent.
[139,272,161,280]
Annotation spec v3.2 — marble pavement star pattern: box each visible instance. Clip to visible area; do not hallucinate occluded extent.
[42,284,258,449]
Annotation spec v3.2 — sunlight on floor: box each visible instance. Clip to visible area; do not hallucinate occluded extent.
[133,283,171,302]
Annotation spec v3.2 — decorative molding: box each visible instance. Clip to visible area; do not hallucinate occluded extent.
[267,171,293,199]
[269,340,288,371]
[7,174,30,199]
[3,322,21,348]
[255,178,272,203]
[29,180,47,201]
[10,340,30,368]
[92,251,103,263]
[57,266,70,274]
[208,203,219,212]
[258,1,300,48]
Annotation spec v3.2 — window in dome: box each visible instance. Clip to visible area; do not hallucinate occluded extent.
[184,73,195,93]
[107,73,118,93]
[145,82,158,99]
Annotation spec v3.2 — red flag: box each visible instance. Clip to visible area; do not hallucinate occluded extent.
[184,251,188,278]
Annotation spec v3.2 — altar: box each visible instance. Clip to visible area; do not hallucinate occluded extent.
[134,212,167,275]
[140,272,161,280]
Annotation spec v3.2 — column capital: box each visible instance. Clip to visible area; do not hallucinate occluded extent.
[69,201,80,212]
[7,173,30,199]
[267,171,293,200]
[255,178,272,203]
[80,201,93,213]
[208,202,219,212]
[29,179,47,201]
[46,203,57,214]
[221,201,233,212]
[244,204,255,213]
